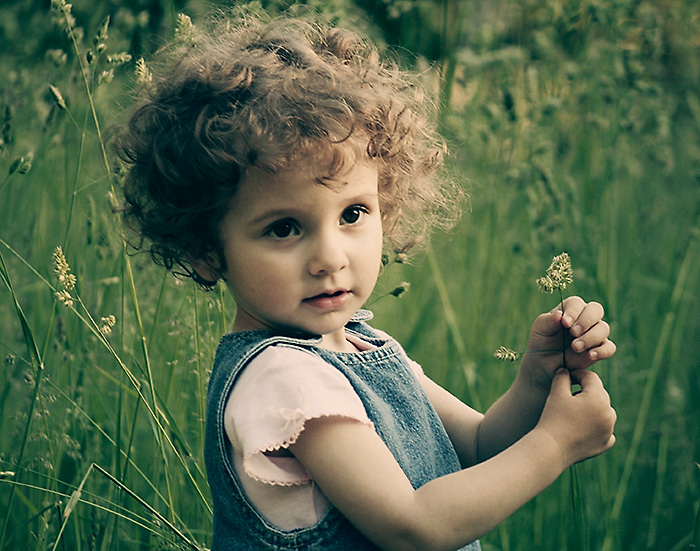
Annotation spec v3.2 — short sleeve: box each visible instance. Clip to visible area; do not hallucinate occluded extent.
[224,344,374,486]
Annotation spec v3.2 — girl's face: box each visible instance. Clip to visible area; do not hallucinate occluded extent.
[218,156,383,352]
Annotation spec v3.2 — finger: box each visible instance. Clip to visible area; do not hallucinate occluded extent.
[566,339,616,369]
[550,368,572,394]
[570,320,611,353]
[556,296,586,327]
[568,301,605,337]
[569,369,605,393]
[587,338,616,362]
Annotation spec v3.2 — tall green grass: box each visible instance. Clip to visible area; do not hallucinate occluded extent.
[1,0,699,550]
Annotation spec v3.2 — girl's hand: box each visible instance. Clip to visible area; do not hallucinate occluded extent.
[522,296,616,389]
[536,368,617,466]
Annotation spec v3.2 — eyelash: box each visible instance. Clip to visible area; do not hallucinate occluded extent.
[341,205,370,225]
[265,219,300,239]
[263,204,370,239]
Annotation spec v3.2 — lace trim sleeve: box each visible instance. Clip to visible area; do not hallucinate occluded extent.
[224,345,374,486]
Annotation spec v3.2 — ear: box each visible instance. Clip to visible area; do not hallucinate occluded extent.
[188,255,223,285]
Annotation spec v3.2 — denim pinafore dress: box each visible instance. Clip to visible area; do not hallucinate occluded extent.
[204,311,481,551]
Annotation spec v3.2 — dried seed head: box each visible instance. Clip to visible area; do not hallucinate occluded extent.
[174,14,195,45]
[537,275,555,293]
[55,290,74,308]
[58,272,77,290]
[50,0,71,13]
[98,69,114,85]
[50,0,76,35]
[46,49,68,66]
[94,15,110,46]
[8,153,33,176]
[52,246,76,291]
[99,315,116,335]
[135,58,153,91]
[538,252,573,293]
[107,52,132,65]
[53,246,70,276]
[548,252,573,289]
[390,282,410,298]
[494,347,520,362]
[49,85,67,111]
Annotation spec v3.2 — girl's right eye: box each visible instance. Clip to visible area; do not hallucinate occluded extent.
[265,219,300,239]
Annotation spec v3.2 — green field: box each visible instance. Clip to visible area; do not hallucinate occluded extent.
[1,0,699,550]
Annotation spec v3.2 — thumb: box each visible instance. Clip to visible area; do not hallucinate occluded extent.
[531,309,565,340]
[550,368,572,394]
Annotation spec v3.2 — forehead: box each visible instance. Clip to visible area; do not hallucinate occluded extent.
[228,153,379,221]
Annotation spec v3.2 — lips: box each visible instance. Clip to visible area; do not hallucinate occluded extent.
[303,289,351,309]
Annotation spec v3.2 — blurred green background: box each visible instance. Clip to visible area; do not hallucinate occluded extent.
[1,0,699,550]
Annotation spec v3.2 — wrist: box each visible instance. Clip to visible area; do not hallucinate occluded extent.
[517,354,554,394]
[527,426,571,474]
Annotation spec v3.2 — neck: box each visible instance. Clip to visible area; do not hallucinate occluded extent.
[320,329,358,353]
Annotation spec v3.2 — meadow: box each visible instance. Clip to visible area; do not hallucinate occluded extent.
[1,0,699,550]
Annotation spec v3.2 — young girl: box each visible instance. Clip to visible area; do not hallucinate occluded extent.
[115,12,617,551]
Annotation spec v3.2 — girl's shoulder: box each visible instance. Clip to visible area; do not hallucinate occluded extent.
[225,343,374,485]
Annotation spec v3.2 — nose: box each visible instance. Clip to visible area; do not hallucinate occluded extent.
[307,228,349,276]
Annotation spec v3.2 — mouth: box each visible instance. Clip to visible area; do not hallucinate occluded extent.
[303,289,351,309]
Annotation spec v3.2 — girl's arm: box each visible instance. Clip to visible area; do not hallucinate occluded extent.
[289,368,615,551]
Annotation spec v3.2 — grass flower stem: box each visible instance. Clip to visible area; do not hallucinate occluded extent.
[560,285,584,551]
[558,287,567,370]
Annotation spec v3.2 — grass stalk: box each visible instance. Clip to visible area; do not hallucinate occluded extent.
[0,238,212,517]
[426,244,482,411]
[50,464,94,551]
[92,464,203,551]
[0,251,45,551]
[692,463,700,551]
[646,417,670,546]
[122,254,176,521]
[603,224,700,551]
[558,276,584,551]
[192,284,206,440]
[569,464,585,551]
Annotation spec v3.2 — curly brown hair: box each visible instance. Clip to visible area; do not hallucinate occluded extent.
[113,12,461,288]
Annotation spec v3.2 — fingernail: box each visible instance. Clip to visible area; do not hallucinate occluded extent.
[573,340,585,352]
[590,350,599,360]
[564,315,574,326]
[571,324,582,336]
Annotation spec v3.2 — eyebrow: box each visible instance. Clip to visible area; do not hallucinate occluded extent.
[248,192,379,227]
[248,208,300,227]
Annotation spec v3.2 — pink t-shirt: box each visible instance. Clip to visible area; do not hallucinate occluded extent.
[224,333,423,530]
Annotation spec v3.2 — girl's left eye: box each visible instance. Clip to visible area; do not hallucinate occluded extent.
[341,205,368,225]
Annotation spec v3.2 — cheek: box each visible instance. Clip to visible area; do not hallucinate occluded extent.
[364,221,385,277]
[228,253,293,296]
